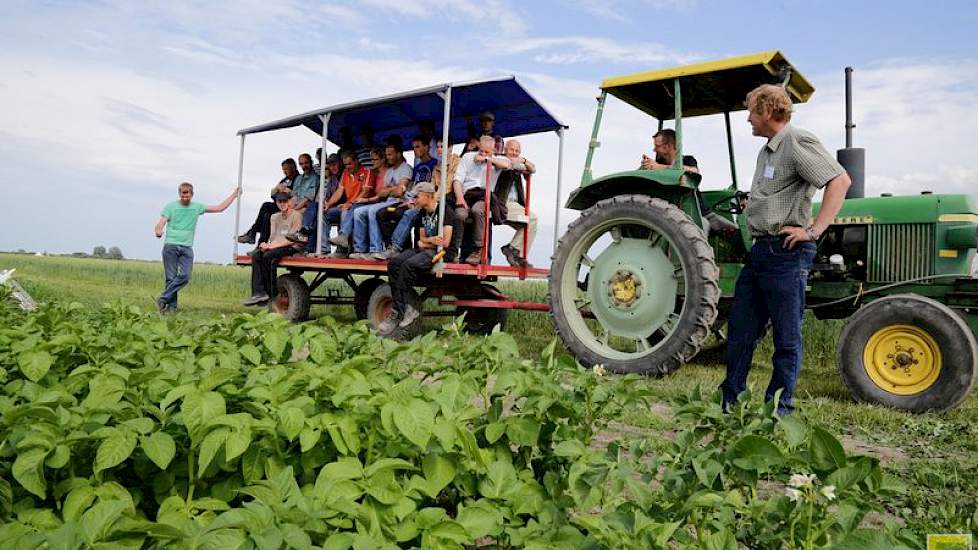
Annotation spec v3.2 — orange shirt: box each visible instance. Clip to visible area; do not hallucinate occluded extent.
[340,166,372,205]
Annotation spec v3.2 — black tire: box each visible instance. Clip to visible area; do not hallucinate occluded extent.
[549,195,719,374]
[354,278,385,320]
[461,307,509,335]
[268,273,310,322]
[366,282,423,340]
[838,294,978,412]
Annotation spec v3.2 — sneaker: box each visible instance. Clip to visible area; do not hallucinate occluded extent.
[377,313,400,334]
[237,231,256,244]
[464,251,482,265]
[398,305,421,328]
[242,293,269,306]
[327,248,349,259]
[286,230,308,244]
[348,252,371,260]
[500,244,523,268]
[156,297,168,313]
[329,233,350,248]
[372,246,399,261]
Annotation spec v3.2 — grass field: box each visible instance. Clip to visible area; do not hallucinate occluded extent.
[2,252,976,539]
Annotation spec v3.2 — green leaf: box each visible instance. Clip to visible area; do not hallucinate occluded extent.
[299,427,321,453]
[94,431,137,475]
[485,423,506,444]
[366,469,403,505]
[241,446,265,482]
[45,444,71,469]
[456,501,502,539]
[364,458,415,477]
[80,499,128,544]
[63,485,96,522]
[141,432,176,470]
[198,428,229,474]
[701,527,737,550]
[478,459,518,500]
[826,457,875,491]
[778,414,808,448]
[393,399,434,449]
[553,440,587,458]
[13,447,48,498]
[281,523,313,550]
[19,351,53,382]
[505,417,541,447]
[224,428,252,462]
[264,330,288,361]
[810,426,847,471]
[319,457,364,482]
[422,454,456,496]
[729,435,784,471]
[279,407,305,441]
[239,344,262,366]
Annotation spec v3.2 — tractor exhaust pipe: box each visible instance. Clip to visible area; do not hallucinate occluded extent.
[838,66,865,199]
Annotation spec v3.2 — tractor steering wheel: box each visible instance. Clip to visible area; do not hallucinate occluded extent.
[709,191,750,215]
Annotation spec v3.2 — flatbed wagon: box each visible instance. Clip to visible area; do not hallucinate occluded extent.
[231,77,566,336]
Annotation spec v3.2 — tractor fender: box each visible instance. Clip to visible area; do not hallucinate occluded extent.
[565,169,702,211]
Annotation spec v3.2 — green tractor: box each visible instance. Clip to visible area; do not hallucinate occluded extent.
[549,51,978,412]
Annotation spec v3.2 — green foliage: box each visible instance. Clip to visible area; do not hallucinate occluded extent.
[0,299,934,548]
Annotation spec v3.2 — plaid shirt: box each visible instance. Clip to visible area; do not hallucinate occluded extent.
[745,124,845,237]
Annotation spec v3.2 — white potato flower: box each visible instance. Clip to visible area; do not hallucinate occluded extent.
[820,485,837,501]
[593,364,606,376]
[785,487,802,502]
[788,473,816,489]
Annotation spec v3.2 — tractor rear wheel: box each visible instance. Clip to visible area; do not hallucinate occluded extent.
[366,282,423,340]
[838,294,978,412]
[549,195,720,374]
[268,273,310,322]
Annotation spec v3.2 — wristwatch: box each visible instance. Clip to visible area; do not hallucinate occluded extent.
[805,225,819,241]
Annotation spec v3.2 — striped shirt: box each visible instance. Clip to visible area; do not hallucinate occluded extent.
[745,124,845,237]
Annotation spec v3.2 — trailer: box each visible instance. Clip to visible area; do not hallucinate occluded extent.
[232,77,566,337]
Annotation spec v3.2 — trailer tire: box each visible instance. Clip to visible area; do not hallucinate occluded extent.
[354,277,385,320]
[269,273,310,322]
[461,307,509,335]
[838,294,978,412]
[366,283,423,340]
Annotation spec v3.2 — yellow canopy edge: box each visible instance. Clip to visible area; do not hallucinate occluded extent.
[600,50,814,120]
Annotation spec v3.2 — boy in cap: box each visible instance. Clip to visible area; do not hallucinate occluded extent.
[378,182,455,334]
[244,191,304,305]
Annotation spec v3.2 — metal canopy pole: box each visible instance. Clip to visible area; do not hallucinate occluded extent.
[232,134,246,260]
[315,113,331,256]
[553,128,565,253]
[673,79,683,169]
[723,111,738,190]
[436,86,452,272]
[581,92,606,187]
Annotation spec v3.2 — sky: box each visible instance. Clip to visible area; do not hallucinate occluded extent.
[1,0,977,268]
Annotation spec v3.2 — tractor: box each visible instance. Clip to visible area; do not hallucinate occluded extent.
[548,51,978,412]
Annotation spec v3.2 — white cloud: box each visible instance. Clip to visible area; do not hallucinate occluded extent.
[498,37,699,65]
[360,0,528,35]
[568,0,698,20]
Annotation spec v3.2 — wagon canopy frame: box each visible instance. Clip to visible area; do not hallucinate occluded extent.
[232,75,569,259]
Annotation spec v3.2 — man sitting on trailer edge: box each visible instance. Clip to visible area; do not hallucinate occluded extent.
[237,158,298,245]
[244,191,304,306]
[454,135,512,265]
[495,138,537,267]
[338,140,412,258]
[379,182,455,334]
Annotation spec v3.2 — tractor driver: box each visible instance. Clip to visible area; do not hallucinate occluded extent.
[639,129,699,173]
[720,84,851,416]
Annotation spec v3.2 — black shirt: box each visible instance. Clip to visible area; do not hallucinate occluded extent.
[655,154,698,169]
[417,204,457,238]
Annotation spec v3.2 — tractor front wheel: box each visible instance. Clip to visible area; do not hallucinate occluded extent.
[837,294,978,412]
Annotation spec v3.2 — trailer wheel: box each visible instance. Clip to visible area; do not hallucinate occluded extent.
[461,307,509,335]
[838,294,978,412]
[269,273,310,322]
[354,277,384,320]
[549,195,719,375]
[366,282,423,340]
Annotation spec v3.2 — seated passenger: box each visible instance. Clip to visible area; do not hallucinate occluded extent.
[378,182,455,334]
[288,150,370,255]
[495,139,537,267]
[373,136,446,260]
[453,135,511,265]
[357,125,376,169]
[290,153,320,212]
[336,142,411,258]
[468,111,504,154]
[237,158,297,245]
[244,191,303,306]
[329,149,383,258]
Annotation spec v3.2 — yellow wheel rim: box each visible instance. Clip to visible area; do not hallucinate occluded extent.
[863,324,942,395]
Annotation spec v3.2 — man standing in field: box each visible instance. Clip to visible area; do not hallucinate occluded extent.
[155,182,239,312]
[720,84,851,415]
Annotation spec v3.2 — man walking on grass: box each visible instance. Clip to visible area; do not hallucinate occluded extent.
[154,182,239,312]
[720,84,851,415]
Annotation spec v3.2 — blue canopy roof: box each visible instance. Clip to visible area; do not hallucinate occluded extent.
[236,76,566,147]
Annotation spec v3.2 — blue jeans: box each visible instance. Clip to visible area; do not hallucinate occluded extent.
[353,199,398,252]
[303,206,343,253]
[160,244,194,308]
[339,203,369,238]
[721,238,815,415]
[391,207,422,250]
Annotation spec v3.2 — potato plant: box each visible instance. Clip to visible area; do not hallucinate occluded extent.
[0,295,917,549]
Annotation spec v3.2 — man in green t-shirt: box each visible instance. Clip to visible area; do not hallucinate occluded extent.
[154,182,239,312]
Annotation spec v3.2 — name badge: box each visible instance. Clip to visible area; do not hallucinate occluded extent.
[763,164,775,179]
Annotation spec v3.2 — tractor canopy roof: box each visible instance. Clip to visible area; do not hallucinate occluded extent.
[600,50,815,120]
[237,76,566,146]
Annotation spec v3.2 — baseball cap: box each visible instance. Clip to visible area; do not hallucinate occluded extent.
[480,111,495,121]
[413,182,436,194]
[272,191,292,202]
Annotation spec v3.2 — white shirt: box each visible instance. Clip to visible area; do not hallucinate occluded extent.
[454,152,510,192]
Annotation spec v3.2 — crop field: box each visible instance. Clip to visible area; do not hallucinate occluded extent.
[1,252,976,548]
